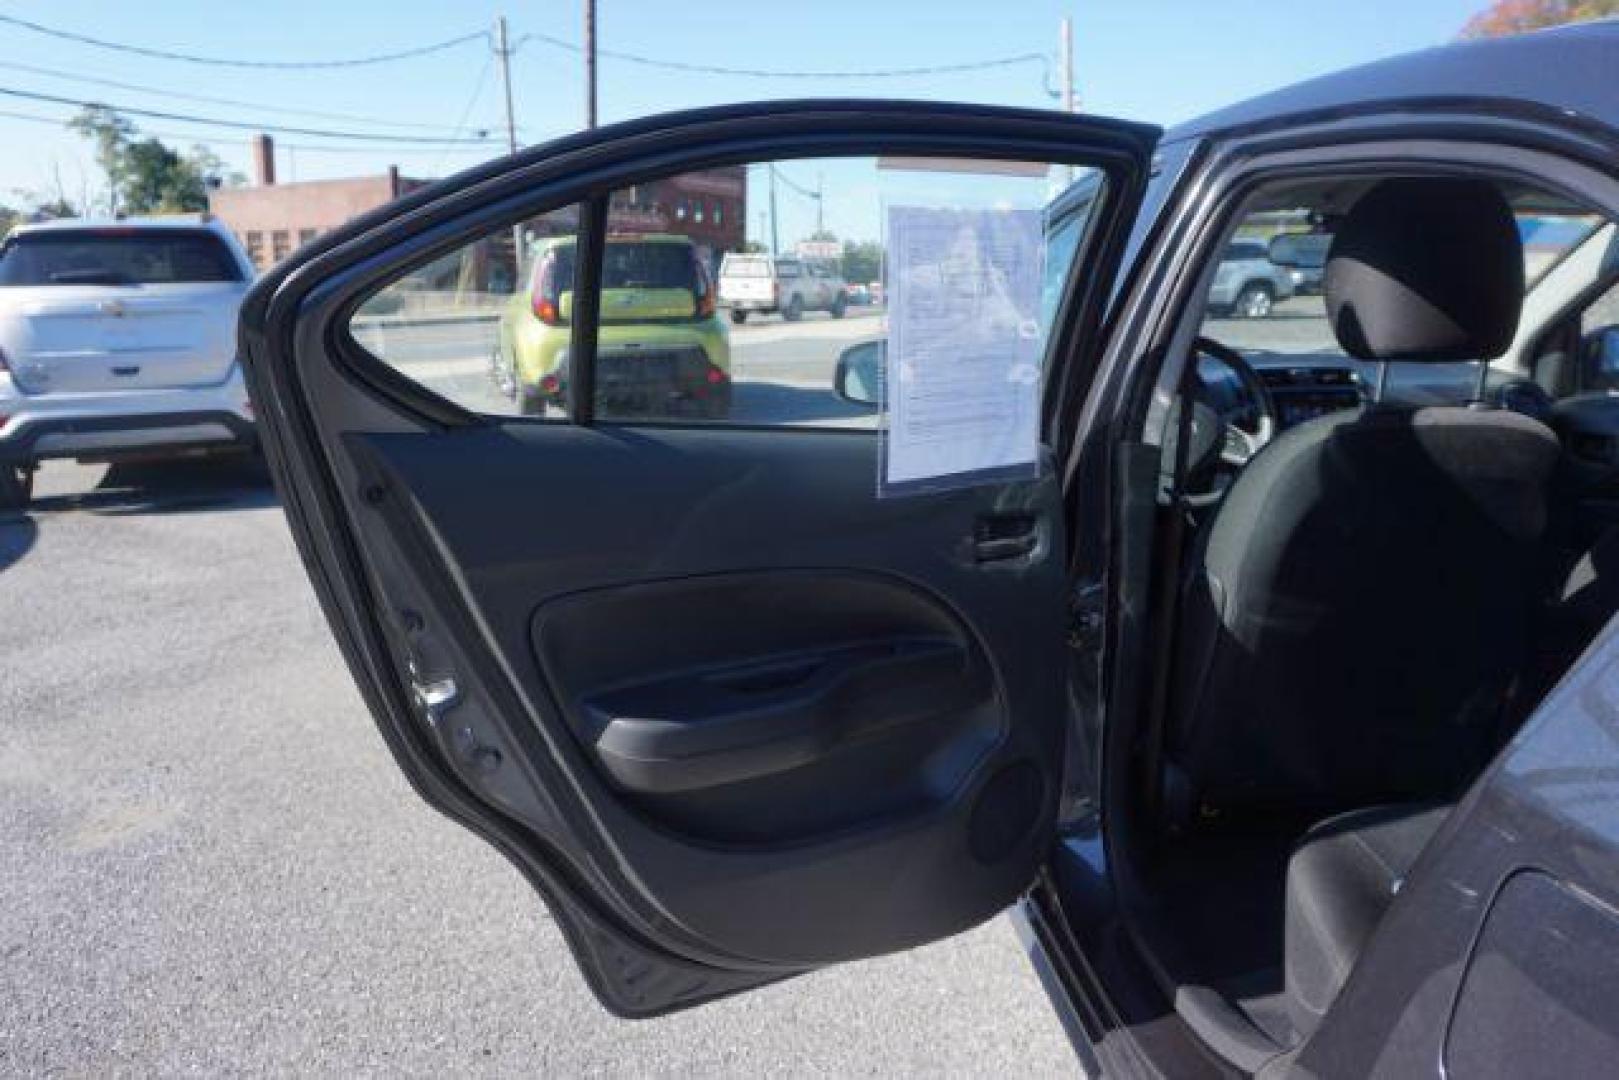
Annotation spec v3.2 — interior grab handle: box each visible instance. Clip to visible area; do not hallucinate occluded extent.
[973,512,1040,563]
[578,637,985,794]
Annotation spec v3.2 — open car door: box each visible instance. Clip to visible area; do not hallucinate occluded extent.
[240,101,1158,1017]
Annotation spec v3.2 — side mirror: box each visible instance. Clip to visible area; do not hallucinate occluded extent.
[1584,324,1619,388]
[833,340,883,407]
[1267,231,1331,270]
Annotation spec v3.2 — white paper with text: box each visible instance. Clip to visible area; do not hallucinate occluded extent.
[882,204,1046,494]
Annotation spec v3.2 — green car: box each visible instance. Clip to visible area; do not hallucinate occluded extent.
[493,233,732,419]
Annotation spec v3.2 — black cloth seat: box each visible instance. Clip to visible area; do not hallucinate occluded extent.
[1284,803,1450,1037]
[1168,177,1561,816]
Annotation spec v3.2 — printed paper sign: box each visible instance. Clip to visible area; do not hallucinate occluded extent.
[883,204,1046,493]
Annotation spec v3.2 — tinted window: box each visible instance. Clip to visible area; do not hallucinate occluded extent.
[0,230,243,285]
[531,242,698,297]
[1224,242,1267,262]
[723,255,770,278]
[602,242,697,290]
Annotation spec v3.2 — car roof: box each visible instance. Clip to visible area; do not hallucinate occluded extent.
[1169,19,1619,144]
[11,215,231,236]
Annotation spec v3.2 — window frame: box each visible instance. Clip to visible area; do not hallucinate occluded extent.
[324,115,1151,438]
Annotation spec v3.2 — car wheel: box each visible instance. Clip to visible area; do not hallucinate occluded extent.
[0,463,34,511]
[516,382,547,416]
[830,295,847,319]
[702,384,733,421]
[729,309,748,325]
[783,296,804,322]
[490,346,518,400]
[1235,283,1274,319]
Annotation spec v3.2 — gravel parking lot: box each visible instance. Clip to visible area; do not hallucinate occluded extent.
[0,457,1075,1076]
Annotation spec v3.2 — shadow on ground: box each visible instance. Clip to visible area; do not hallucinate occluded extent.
[0,511,36,573]
[28,456,279,518]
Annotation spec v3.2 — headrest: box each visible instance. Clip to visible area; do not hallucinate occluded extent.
[1325,178,1523,362]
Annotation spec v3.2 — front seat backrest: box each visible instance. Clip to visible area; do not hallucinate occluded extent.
[1169,177,1561,816]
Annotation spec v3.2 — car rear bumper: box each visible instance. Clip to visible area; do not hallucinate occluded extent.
[542,345,732,419]
[722,299,776,313]
[0,368,256,464]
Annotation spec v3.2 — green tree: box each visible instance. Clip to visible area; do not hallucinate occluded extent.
[841,240,883,284]
[67,106,231,215]
[1460,0,1619,37]
[67,105,135,214]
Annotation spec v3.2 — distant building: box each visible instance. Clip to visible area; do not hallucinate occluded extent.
[208,135,746,282]
[207,135,431,271]
[608,168,748,272]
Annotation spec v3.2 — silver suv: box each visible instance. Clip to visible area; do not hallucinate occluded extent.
[0,217,257,508]
[1207,238,1294,318]
[718,252,847,323]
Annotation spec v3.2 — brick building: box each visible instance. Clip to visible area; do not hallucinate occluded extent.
[209,135,746,282]
[207,135,431,271]
[608,168,748,269]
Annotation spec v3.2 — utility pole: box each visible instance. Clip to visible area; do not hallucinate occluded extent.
[496,17,519,155]
[495,17,525,283]
[768,165,781,256]
[1059,16,1076,113]
[815,172,824,235]
[584,0,598,129]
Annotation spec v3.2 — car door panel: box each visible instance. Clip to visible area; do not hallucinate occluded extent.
[242,100,1158,1017]
[349,423,1068,964]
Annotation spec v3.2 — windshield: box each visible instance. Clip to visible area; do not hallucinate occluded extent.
[602,243,697,290]
[543,242,698,294]
[1224,242,1267,262]
[0,229,243,286]
[722,255,770,278]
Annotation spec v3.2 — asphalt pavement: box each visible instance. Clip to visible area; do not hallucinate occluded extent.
[0,454,1076,1075]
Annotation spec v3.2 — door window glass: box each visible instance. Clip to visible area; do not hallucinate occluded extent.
[349,205,581,417]
[588,156,1103,428]
[346,156,1107,431]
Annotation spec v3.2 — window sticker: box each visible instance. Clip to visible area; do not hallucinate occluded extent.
[879,204,1047,496]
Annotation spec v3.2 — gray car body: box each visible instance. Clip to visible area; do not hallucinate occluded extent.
[1017,19,1619,1078]
[240,19,1619,1080]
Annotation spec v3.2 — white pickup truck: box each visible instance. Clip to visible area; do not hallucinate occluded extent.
[717,252,847,324]
[0,217,258,508]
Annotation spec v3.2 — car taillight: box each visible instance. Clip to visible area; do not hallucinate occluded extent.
[531,254,562,326]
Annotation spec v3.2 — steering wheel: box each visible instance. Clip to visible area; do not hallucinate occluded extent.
[1181,337,1279,508]
[1194,336,1277,467]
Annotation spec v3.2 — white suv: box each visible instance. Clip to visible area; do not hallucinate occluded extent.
[718,252,847,323]
[0,217,257,508]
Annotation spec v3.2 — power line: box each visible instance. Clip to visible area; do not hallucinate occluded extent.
[433,55,495,174]
[768,164,819,201]
[518,30,1046,79]
[0,14,485,70]
[0,85,503,145]
[0,60,497,134]
[0,103,496,155]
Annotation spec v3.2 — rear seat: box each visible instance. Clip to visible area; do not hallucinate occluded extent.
[1283,803,1450,1037]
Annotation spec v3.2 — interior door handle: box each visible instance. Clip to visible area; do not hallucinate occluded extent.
[578,638,986,794]
[972,513,1040,563]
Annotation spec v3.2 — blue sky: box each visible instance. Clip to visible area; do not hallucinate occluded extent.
[0,0,1486,234]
